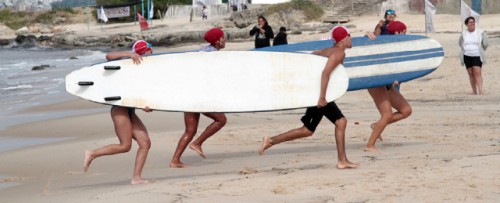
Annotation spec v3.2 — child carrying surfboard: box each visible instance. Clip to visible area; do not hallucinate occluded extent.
[169,28,228,168]
[259,26,358,169]
[365,9,413,152]
[83,40,154,185]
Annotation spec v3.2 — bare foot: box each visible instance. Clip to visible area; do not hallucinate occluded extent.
[83,150,94,173]
[364,146,380,152]
[337,161,359,169]
[258,136,272,155]
[170,161,188,168]
[370,123,383,141]
[189,143,206,159]
[131,178,151,185]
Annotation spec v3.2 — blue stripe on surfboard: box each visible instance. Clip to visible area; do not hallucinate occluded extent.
[345,48,443,63]
[347,68,437,91]
[344,52,444,67]
[253,35,430,52]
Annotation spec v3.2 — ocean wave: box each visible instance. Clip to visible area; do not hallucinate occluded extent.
[1,84,33,90]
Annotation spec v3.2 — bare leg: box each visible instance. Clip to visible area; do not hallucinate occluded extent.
[387,87,412,124]
[333,117,358,169]
[129,113,151,185]
[472,66,483,95]
[466,67,477,95]
[370,123,383,141]
[83,107,133,172]
[259,127,313,155]
[189,113,227,158]
[365,87,392,152]
[170,112,199,168]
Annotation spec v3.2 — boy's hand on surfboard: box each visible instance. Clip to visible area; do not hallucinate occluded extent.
[143,106,153,112]
[366,32,377,40]
[130,53,143,65]
[317,98,327,108]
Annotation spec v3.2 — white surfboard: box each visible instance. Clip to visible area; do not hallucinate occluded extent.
[65,51,348,113]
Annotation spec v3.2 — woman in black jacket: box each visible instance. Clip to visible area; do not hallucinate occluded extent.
[249,16,274,48]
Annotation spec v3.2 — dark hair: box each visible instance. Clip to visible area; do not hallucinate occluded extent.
[279,27,286,32]
[464,16,475,25]
[258,16,269,26]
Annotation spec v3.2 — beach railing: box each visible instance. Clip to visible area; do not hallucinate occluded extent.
[165,4,230,18]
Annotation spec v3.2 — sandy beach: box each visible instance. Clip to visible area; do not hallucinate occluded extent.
[0,14,499,202]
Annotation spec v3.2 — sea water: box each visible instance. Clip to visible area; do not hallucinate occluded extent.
[0,47,110,187]
[0,47,107,129]
[0,47,109,156]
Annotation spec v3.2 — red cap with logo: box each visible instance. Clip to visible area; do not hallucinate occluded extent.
[132,40,152,56]
[331,26,350,43]
[204,28,224,45]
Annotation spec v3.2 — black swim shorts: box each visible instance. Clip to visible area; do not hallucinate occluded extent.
[464,55,482,68]
[300,101,344,132]
[111,106,136,117]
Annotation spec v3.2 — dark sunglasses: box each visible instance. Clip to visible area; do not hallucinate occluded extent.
[386,10,396,15]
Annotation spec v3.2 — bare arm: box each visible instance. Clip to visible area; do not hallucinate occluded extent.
[318,51,344,107]
[374,20,384,35]
[106,52,143,64]
[366,20,385,40]
[311,50,322,55]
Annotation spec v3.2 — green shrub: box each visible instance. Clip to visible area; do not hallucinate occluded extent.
[0,9,30,30]
[266,0,324,21]
[36,8,78,24]
[55,8,77,14]
[291,0,324,20]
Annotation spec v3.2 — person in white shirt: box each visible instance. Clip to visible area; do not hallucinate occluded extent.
[459,16,489,95]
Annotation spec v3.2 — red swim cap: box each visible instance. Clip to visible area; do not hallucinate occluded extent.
[388,21,407,34]
[204,28,224,45]
[132,40,152,55]
[331,26,350,43]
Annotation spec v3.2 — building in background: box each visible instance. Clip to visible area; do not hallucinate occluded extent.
[251,0,290,4]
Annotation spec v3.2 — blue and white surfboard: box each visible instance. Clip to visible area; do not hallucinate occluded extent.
[254,35,444,91]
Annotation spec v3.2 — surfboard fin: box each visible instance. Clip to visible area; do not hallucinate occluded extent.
[104,96,121,101]
[78,81,94,86]
[104,66,121,70]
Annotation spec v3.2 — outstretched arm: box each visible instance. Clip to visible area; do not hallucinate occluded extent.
[106,52,143,64]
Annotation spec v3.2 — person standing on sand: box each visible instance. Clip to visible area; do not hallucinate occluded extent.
[202,6,208,20]
[273,26,288,46]
[83,40,154,185]
[459,16,488,95]
[249,16,274,49]
[169,28,227,168]
[364,9,412,152]
[258,26,358,169]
